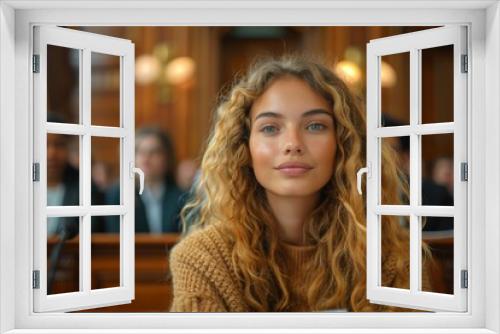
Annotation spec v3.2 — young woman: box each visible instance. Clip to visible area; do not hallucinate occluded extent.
[168,54,432,312]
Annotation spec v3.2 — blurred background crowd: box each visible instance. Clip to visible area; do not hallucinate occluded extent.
[45,26,456,310]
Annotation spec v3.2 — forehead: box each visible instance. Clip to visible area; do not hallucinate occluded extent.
[136,135,162,148]
[250,75,331,120]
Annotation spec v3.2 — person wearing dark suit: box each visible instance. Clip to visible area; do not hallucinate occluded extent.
[381,114,454,231]
[105,181,185,233]
[105,127,186,233]
[421,178,454,231]
[46,116,106,236]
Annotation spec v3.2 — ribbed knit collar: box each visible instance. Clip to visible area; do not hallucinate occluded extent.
[279,240,318,271]
[280,239,317,252]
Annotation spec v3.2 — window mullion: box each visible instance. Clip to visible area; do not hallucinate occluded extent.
[81,47,92,293]
[409,48,421,294]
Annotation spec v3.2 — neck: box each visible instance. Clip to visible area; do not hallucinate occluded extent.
[265,191,320,246]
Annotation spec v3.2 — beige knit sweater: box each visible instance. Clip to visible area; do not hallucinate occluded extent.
[168,221,431,312]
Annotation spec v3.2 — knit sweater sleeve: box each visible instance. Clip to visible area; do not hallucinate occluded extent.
[168,229,229,312]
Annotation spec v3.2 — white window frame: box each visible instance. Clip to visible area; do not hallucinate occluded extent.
[0,1,499,333]
[33,26,136,312]
[365,26,468,312]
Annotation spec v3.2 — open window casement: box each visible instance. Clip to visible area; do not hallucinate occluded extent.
[33,26,139,312]
[361,25,468,312]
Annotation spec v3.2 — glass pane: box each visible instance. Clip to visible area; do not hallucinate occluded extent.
[47,45,80,124]
[422,218,454,294]
[381,52,410,126]
[91,137,120,205]
[47,133,80,206]
[421,45,454,124]
[92,216,120,290]
[421,134,454,206]
[47,216,80,295]
[91,52,121,127]
[381,215,410,289]
[381,137,409,205]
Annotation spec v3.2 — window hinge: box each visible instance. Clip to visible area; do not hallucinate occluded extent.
[33,270,40,289]
[461,162,468,181]
[461,54,468,73]
[461,269,468,289]
[33,163,40,182]
[32,55,40,73]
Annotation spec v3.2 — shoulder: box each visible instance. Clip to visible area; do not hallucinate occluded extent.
[168,221,246,311]
[105,182,120,197]
[164,182,184,197]
[169,221,233,273]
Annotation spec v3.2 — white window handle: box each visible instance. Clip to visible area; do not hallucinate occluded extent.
[356,163,371,195]
[130,162,145,195]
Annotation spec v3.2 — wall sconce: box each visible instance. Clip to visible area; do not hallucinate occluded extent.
[334,46,397,90]
[164,57,196,86]
[380,61,397,88]
[135,54,161,85]
[334,46,363,87]
[335,60,362,85]
[135,43,196,103]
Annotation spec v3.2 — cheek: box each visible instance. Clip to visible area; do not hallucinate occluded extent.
[310,136,336,172]
[136,155,147,167]
[152,156,167,170]
[249,137,277,170]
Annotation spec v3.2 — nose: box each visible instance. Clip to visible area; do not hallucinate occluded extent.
[283,128,304,155]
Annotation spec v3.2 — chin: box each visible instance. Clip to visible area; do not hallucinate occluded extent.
[267,186,321,198]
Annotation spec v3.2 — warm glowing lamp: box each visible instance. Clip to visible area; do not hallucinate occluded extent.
[335,60,362,85]
[135,54,161,85]
[164,57,196,85]
[380,61,397,88]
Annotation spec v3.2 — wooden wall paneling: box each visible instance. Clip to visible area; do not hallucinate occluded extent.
[136,27,160,130]
[187,27,220,162]
[169,27,191,162]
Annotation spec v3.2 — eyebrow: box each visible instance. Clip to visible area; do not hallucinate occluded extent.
[254,109,333,122]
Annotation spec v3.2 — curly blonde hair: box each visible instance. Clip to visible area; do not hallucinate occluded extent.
[179,53,431,312]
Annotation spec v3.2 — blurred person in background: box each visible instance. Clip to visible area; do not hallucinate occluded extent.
[46,113,106,236]
[431,156,454,198]
[387,127,454,231]
[105,126,185,233]
[176,159,199,192]
[91,161,112,194]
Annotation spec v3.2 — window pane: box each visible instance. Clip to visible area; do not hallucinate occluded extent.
[381,52,410,127]
[47,133,80,206]
[91,136,121,205]
[422,218,454,294]
[92,216,120,290]
[421,45,454,124]
[381,215,409,289]
[47,45,80,124]
[47,217,80,295]
[380,137,409,205]
[421,133,454,206]
[91,52,121,127]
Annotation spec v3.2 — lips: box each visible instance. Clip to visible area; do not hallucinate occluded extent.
[275,162,313,169]
[274,162,313,176]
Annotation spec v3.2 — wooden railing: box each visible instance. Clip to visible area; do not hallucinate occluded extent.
[48,233,180,312]
[47,232,453,312]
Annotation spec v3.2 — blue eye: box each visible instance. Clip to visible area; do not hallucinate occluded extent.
[307,123,326,131]
[260,125,278,134]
